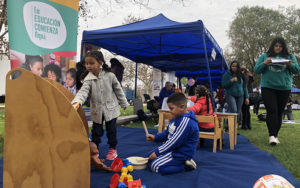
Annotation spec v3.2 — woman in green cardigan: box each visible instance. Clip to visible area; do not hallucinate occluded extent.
[254,37,300,145]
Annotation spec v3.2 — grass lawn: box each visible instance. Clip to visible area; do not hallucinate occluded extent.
[0,105,299,179]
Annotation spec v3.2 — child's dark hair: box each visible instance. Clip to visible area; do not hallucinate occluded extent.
[267,37,290,58]
[195,85,211,115]
[167,93,187,107]
[24,55,43,70]
[43,63,61,82]
[85,51,111,72]
[81,50,111,80]
[66,68,76,80]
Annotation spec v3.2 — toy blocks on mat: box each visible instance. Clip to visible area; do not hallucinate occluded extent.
[109,158,147,188]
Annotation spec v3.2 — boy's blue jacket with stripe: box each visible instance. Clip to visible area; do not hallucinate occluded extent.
[154,111,199,160]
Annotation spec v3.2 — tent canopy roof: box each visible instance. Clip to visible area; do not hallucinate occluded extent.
[82,14,228,72]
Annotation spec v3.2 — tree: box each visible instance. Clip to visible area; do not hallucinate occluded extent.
[227,6,300,87]
[284,7,300,87]
[0,0,8,57]
[120,14,154,98]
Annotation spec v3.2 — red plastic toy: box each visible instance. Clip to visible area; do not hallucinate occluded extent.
[109,173,120,188]
[128,179,142,188]
[111,158,123,172]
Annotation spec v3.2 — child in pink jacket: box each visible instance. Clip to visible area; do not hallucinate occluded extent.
[187,85,214,132]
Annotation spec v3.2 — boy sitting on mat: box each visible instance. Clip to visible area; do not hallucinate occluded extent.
[146,93,199,174]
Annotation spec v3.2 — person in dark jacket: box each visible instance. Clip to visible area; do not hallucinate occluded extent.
[110,58,124,85]
[241,67,254,129]
[75,60,86,90]
[158,81,174,108]
[282,93,294,120]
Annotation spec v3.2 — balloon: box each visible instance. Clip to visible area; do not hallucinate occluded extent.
[188,78,195,86]
[181,77,188,85]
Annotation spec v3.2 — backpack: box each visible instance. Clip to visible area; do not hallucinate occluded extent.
[249,92,262,105]
[137,109,148,121]
[257,113,267,121]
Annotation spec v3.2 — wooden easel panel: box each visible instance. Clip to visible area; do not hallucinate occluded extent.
[45,79,89,135]
[4,69,90,188]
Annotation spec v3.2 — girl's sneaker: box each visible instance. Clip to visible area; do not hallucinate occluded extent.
[106,149,118,160]
[269,136,277,145]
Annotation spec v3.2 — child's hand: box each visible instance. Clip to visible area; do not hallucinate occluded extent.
[149,152,157,160]
[146,134,155,142]
[72,101,81,110]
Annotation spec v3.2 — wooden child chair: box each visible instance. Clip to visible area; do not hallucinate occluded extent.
[196,115,224,153]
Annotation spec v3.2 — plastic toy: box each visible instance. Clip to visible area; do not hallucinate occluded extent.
[127,165,134,172]
[128,179,141,188]
[121,167,128,174]
[127,156,148,170]
[110,158,147,188]
[111,158,123,172]
[122,159,132,167]
[127,174,133,182]
[117,182,126,188]
[109,173,120,188]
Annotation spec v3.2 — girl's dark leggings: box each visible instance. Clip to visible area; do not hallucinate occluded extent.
[261,87,290,137]
[91,117,117,149]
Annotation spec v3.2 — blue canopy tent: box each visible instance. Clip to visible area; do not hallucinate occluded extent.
[81,14,228,99]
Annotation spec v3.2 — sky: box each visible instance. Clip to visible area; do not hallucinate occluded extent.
[77,0,300,55]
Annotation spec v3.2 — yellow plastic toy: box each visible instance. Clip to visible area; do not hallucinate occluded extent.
[127,174,133,182]
[121,167,128,174]
[127,165,134,172]
[119,173,127,182]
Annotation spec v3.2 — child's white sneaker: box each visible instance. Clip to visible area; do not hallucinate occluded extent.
[269,136,277,145]
[185,159,197,171]
[275,137,280,144]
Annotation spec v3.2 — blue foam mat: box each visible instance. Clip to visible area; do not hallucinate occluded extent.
[1,126,299,188]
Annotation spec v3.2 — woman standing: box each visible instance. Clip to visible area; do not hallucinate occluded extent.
[222,61,249,125]
[254,37,300,145]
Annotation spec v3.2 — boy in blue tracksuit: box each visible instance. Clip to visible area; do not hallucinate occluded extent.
[146,93,199,175]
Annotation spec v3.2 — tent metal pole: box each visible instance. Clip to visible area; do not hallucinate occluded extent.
[80,42,84,61]
[161,72,164,89]
[135,63,138,98]
[202,29,215,112]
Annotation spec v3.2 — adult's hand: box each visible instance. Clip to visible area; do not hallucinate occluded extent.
[264,58,272,65]
[285,60,292,67]
[231,77,238,82]
[245,98,249,105]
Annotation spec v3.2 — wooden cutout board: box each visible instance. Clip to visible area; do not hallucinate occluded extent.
[45,79,89,135]
[4,69,90,188]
